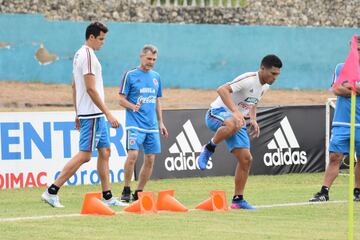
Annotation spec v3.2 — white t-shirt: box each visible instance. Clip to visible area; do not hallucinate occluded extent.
[72,45,105,119]
[210,72,269,117]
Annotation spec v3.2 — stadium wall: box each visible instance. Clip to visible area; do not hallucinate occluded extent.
[1,0,359,27]
[0,14,359,89]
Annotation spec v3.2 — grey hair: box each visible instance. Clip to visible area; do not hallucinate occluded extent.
[141,44,158,55]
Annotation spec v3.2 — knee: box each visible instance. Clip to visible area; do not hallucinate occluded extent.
[98,148,111,160]
[243,155,253,167]
[101,148,111,157]
[237,154,253,169]
[225,119,241,135]
[81,153,92,163]
[126,152,138,165]
[329,153,343,165]
[144,156,155,168]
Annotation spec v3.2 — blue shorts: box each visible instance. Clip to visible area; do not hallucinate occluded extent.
[205,107,250,152]
[329,126,360,156]
[79,117,110,152]
[126,129,161,154]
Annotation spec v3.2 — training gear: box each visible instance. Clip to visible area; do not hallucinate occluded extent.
[309,192,329,202]
[210,71,269,116]
[41,191,64,208]
[231,199,256,210]
[121,187,131,202]
[132,190,143,201]
[73,45,105,119]
[205,107,250,152]
[198,145,213,170]
[119,68,162,132]
[102,197,128,207]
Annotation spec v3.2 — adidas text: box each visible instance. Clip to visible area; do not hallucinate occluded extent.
[165,152,213,171]
[263,148,307,167]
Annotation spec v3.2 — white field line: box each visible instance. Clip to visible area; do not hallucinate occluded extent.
[254,200,347,209]
[0,200,348,222]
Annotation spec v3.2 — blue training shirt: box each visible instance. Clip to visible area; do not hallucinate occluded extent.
[119,68,162,132]
[332,63,360,128]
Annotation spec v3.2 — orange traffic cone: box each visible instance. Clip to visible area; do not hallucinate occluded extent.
[156,189,188,212]
[123,191,157,214]
[195,190,228,211]
[80,192,116,216]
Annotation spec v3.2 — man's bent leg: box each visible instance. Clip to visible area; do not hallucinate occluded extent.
[198,117,241,170]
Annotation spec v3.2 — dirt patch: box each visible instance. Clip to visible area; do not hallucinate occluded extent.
[0,81,334,112]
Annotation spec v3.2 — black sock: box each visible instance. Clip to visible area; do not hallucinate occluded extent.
[206,140,216,152]
[321,186,329,195]
[123,186,131,194]
[133,189,143,198]
[354,188,360,195]
[48,184,60,195]
[233,195,243,201]
[102,190,113,200]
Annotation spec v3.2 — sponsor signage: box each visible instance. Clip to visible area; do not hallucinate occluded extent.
[135,109,237,179]
[135,106,325,179]
[1,106,326,188]
[0,111,127,189]
[250,106,325,175]
[263,116,307,167]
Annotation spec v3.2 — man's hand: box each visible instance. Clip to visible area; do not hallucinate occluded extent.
[233,111,246,128]
[133,100,142,112]
[248,120,260,139]
[159,122,168,138]
[106,112,119,128]
[75,116,80,130]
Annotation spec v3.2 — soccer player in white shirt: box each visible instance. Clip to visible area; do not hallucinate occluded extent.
[41,22,126,208]
[198,55,282,210]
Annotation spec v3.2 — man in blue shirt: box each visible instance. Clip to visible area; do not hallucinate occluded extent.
[310,39,360,202]
[118,45,168,202]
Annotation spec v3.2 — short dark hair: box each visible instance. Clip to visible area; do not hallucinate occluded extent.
[141,44,158,55]
[261,54,283,69]
[85,22,108,40]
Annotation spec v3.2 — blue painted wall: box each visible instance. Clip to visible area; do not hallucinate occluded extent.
[0,14,358,89]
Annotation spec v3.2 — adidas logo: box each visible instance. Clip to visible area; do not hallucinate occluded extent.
[165,120,213,171]
[263,117,307,167]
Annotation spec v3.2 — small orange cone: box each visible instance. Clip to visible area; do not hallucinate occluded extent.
[123,192,157,214]
[195,190,228,211]
[80,192,116,216]
[156,189,188,212]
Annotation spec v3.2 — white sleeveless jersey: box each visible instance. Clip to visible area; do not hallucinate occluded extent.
[210,72,269,117]
[72,45,105,119]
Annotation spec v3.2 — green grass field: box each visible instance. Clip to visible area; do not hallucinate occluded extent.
[0,173,359,240]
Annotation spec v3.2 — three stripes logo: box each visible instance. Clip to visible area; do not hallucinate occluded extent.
[263,117,307,167]
[165,120,213,171]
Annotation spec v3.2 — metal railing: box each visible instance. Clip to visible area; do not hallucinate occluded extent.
[149,0,248,8]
